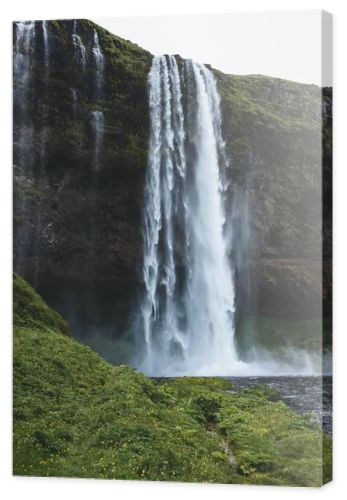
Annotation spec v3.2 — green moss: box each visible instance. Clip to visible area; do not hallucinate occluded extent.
[48,20,61,32]
[13,277,233,482]
[218,386,330,486]
[215,72,321,132]
[13,273,69,335]
[13,276,331,485]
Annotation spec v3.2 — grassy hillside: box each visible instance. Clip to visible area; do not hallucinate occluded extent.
[13,274,331,485]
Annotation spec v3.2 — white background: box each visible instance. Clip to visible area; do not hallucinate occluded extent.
[94,11,325,85]
[0,0,346,499]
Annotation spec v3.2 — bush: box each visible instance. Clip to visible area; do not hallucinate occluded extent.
[193,393,222,423]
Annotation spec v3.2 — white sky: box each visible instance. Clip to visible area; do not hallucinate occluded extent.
[93,11,330,86]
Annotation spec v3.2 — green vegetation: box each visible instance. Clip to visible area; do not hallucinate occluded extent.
[214,71,321,136]
[13,274,69,336]
[13,274,331,485]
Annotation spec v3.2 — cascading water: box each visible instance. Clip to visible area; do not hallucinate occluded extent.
[14,21,35,84]
[91,110,104,171]
[40,21,50,163]
[92,29,104,100]
[71,88,78,118]
[14,21,35,160]
[72,20,87,69]
[91,29,104,171]
[13,21,36,277]
[140,55,245,376]
[42,21,49,65]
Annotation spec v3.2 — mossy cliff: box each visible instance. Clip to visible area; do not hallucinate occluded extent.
[13,20,332,351]
[13,19,152,337]
[215,72,332,320]
[13,274,332,485]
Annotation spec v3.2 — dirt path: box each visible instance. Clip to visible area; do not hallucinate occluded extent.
[206,424,236,465]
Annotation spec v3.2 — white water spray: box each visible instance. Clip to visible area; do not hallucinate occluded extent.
[14,21,36,162]
[14,22,35,104]
[92,29,104,100]
[91,29,104,170]
[140,55,244,376]
[72,21,87,69]
[42,21,49,65]
[14,22,35,69]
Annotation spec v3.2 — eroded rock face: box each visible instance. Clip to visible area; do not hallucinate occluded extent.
[13,20,332,345]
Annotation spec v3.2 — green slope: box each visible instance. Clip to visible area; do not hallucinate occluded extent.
[13,274,331,485]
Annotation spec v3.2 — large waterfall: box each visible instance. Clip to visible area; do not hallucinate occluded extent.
[140,55,245,376]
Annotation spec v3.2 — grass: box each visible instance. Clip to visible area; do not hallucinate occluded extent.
[13,274,332,485]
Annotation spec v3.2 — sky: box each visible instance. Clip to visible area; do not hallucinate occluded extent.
[93,11,331,86]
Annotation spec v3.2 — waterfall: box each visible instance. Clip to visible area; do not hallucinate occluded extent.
[91,29,104,171]
[72,20,87,69]
[42,21,49,65]
[14,21,36,168]
[92,29,104,100]
[40,20,50,165]
[140,55,243,376]
[71,88,78,118]
[14,21,35,84]
[91,110,104,171]
[13,21,36,278]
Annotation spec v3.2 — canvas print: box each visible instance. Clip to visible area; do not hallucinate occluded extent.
[13,11,332,486]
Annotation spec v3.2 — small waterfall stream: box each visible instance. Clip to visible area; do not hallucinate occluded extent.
[140,55,243,376]
[92,29,104,100]
[91,28,104,171]
[42,20,49,65]
[13,21,36,277]
[91,110,104,171]
[72,20,87,69]
[14,21,35,82]
[71,88,78,118]
[14,21,35,162]
[40,20,50,163]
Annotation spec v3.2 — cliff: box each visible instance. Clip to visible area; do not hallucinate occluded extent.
[13,19,152,337]
[13,19,332,354]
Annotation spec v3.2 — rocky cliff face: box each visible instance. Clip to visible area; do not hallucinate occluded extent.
[13,19,332,350]
[13,19,152,335]
[214,72,332,321]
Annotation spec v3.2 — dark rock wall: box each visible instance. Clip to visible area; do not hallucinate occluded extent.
[13,20,332,345]
[13,20,152,335]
